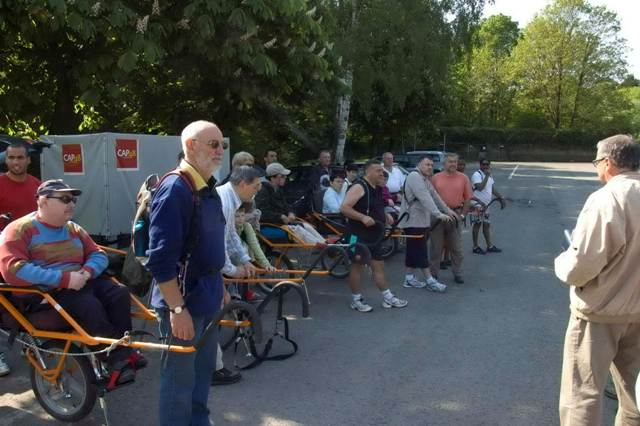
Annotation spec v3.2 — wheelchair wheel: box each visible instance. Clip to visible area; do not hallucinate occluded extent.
[30,340,97,423]
[257,251,294,295]
[378,236,399,259]
[321,246,350,278]
[218,301,261,351]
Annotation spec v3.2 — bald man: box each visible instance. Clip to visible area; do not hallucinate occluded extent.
[146,120,227,426]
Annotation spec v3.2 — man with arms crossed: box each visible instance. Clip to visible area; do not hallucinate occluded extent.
[555,135,640,426]
[340,160,408,312]
[146,120,227,426]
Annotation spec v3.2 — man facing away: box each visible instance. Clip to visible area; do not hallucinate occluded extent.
[555,134,640,426]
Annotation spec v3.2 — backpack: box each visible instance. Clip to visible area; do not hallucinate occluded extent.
[120,169,200,296]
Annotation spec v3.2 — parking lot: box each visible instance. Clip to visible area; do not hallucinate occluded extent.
[0,162,621,426]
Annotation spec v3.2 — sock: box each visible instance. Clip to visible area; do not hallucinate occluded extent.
[405,274,414,281]
[352,293,363,302]
[381,289,393,300]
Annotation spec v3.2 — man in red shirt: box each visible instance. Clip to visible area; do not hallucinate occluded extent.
[0,141,41,231]
[0,140,40,376]
[429,153,472,284]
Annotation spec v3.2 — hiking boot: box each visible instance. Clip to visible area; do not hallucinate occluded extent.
[0,352,10,377]
[403,277,427,289]
[486,245,502,253]
[425,277,447,293]
[382,295,408,309]
[454,275,465,284]
[350,297,373,313]
[472,246,485,254]
[211,367,242,386]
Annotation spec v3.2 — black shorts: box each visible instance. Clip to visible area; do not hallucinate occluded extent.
[404,227,429,268]
[345,229,386,263]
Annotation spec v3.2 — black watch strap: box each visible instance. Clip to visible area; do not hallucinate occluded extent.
[169,304,186,314]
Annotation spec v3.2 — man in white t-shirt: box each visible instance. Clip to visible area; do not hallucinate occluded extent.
[381,152,405,201]
[470,159,504,254]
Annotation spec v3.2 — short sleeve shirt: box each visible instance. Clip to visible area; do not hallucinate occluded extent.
[471,170,494,205]
[0,174,41,231]
[431,171,472,209]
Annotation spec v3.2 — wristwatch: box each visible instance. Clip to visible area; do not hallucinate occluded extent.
[170,304,186,314]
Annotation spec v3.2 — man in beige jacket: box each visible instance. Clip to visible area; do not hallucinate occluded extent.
[555,134,640,426]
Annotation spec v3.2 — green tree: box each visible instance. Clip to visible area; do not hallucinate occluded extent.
[510,0,628,130]
[446,14,520,127]
[0,0,339,148]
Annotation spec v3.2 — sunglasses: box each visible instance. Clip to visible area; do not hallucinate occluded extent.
[47,195,78,204]
[194,138,229,150]
[592,157,607,167]
[481,162,490,166]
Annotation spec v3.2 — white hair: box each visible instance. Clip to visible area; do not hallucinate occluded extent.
[180,120,217,153]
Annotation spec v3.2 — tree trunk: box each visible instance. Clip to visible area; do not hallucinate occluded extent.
[334,0,358,165]
[335,71,352,165]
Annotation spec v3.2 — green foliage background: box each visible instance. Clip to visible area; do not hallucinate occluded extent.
[1,0,638,161]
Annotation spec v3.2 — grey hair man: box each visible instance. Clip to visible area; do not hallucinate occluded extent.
[555,134,640,425]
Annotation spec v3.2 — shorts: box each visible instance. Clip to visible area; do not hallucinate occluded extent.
[345,231,386,263]
[404,227,429,268]
[469,205,490,224]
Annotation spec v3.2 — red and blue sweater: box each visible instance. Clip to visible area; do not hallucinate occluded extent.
[0,213,107,288]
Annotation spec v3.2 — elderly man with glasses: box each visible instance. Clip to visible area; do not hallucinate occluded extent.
[0,179,145,389]
[555,134,640,425]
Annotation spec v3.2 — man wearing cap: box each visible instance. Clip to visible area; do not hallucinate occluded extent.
[0,179,144,388]
[256,163,325,244]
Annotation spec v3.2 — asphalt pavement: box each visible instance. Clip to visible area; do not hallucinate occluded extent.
[0,162,621,426]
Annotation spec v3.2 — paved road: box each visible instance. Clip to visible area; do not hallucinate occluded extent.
[0,162,621,425]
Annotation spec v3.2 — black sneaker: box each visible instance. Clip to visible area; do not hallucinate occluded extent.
[486,245,502,253]
[472,246,485,254]
[211,367,242,386]
[454,275,465,284]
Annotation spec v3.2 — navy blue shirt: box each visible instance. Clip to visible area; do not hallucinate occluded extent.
[147,171,226,317]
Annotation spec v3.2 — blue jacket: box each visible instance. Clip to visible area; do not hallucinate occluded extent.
[147,165,226,317]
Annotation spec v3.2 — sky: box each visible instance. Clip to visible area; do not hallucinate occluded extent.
[483,0,640,78]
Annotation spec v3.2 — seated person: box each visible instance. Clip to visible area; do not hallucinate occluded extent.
[234,203,275,272]
[255,163,325,245]
[0,179,145,389]
[322,172,346,214]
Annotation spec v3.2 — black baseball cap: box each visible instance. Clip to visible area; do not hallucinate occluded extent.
[36,179,82,197]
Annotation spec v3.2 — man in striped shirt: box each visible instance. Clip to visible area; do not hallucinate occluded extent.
[0,179,144,389]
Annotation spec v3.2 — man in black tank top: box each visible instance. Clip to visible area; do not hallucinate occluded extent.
[340,160,408,312]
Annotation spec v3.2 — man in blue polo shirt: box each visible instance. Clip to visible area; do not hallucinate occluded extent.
[146,120,227,426]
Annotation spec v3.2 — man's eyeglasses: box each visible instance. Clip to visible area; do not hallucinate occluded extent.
[194,138,229,150]
[592,157,607,167]
[480,162,490,166]
[47,195,78,204]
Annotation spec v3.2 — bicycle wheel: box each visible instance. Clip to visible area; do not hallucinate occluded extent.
[257,251,294,295]
[218,302,261,351]
[321,246,350,278]
[30,340,97,423]
[378,236,399,259]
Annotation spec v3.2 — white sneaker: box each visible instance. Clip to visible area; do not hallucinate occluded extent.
[403,277,427,288]
[382,295,408,309]
[425,277,447,293]
[350,297,373,313]
[0,352,10,377]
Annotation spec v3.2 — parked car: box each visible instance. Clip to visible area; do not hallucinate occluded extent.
[396,151,451,173]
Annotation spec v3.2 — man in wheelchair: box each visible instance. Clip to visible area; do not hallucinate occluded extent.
[0,179,146,389]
